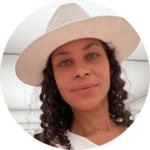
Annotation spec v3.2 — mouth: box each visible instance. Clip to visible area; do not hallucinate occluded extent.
[73,83,96,91]
[72,83,97,95]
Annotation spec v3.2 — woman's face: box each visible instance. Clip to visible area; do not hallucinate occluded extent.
[51,38,110,111]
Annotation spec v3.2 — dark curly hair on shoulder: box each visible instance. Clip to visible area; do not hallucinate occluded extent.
[34,40,133,149]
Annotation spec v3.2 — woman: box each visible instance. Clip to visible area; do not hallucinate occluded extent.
[16,3,140,150]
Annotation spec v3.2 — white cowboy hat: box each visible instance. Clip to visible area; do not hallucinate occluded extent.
[16,3,140,86]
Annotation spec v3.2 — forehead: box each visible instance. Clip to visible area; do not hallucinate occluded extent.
[51,38,103,57]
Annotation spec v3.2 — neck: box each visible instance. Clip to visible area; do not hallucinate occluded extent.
[70,96,116,136]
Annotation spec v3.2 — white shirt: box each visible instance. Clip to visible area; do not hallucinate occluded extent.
[56,127,127,150]
[56,131,98,150]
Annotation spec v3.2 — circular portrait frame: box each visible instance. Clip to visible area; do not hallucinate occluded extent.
[0,0,150,150]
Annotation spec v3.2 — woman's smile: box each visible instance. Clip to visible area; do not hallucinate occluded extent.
[73,86,95,96]
[72,83,98,95]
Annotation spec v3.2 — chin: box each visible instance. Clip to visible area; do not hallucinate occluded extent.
[72,100,101,112]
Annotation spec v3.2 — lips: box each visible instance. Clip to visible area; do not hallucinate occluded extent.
[73,83,96,91]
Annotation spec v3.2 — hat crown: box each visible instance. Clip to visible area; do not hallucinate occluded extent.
[46,3,90,32]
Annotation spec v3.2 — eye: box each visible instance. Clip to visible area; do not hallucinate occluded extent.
[88,53,98,59]
[60,60,71,66]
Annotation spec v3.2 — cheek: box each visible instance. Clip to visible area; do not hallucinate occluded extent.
[96,62,110,91]
[54,70,70,95]
[103,63,110,79]
[54,73,72,106]
[96,62,110,79]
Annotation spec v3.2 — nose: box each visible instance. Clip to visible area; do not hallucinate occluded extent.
[73,63,91,79]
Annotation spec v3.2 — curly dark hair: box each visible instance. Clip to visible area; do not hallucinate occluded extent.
[33,40,133,149]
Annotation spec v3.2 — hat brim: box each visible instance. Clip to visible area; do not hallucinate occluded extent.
[16,16,140,86]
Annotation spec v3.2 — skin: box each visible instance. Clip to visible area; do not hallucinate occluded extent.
[51,38,125,146]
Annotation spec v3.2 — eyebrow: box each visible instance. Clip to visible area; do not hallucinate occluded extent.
[55,43,101,56]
